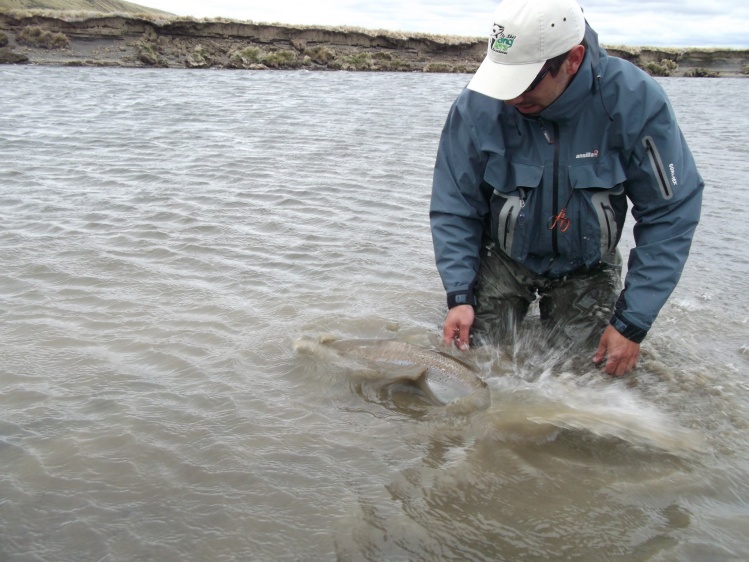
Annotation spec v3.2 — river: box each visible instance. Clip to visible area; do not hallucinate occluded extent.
[1,66,748,561]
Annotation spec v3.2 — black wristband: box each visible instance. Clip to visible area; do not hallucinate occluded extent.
[609,313,647,343]
[447,290,477,309]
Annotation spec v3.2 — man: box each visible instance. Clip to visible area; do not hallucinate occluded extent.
[429,0,703,376]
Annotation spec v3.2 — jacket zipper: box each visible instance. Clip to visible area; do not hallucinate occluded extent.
[538,119,565,263]
[601,202,613,252]
[552,122,561,256]
[643,136,673,199]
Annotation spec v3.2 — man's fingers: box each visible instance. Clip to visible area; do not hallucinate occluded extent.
[443,305,474,351]
[605,354,636,377]
[593,329,611,365]
[457,326,470,350]
[595,326,640,376]
[606,358,623,377]
[593,344,606,364]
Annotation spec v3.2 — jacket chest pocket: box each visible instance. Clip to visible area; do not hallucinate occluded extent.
[568,158,628,258]
[486,162,543,256]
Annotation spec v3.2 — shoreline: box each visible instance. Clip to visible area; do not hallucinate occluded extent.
[1,10,748,77]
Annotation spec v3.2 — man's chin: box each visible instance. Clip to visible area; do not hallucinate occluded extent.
[514,104,542,116]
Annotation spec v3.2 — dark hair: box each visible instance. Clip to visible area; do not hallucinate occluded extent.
[548,36,588,77]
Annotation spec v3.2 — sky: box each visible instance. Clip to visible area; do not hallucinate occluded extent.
[136,0,749,48]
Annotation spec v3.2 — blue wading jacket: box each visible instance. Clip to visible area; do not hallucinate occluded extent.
[430,24,704,342]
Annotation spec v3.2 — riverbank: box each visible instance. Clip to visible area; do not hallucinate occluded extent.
[1,10,748,76]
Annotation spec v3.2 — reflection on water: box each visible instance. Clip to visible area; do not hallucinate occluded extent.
[1,67,748,561]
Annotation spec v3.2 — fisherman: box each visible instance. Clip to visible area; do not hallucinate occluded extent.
[429,0,703,376]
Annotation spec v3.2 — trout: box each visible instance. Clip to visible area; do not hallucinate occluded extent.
[295,336,490,414]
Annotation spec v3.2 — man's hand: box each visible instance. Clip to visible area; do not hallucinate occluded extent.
[593,325,641,376]
[443,305,474,351]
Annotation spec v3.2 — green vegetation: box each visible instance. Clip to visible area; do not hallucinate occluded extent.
[0,31,8,47]
[227,46,261,68]
[644,63,668,77]
[302,45,335,65]
[261,49,298,68]
[644,59,678,77]
[366,51,412,71]
[187,44,213,68]
[135,41,166,67]
[452,63,478,73]
[422,61,478,73]
[0,46,29,63]
[684,67,720,78]
[342,52,373,70]
[17,25,69,49]
[423,62,452,73]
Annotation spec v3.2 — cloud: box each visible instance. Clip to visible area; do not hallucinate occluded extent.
[583,0,749,47]
[139,0,749,47]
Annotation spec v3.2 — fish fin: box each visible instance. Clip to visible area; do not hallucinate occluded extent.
[434,350,479,372]
[359,364,445,405]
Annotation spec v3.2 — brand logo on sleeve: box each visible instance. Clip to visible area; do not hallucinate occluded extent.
[490,24,516,54]
[575,150,599,159]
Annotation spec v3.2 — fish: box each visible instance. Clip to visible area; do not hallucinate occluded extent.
[294,336,491,414]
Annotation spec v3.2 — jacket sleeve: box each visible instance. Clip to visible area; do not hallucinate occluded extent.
[613,84,704,342]
[429,94,491,308]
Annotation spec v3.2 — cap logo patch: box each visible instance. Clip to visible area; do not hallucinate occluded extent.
[489,24,516,54]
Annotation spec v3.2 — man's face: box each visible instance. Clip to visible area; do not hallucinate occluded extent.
[503,70,570,115]
[503,45,585,116]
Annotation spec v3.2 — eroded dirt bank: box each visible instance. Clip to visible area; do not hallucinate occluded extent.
[1,11,747,77]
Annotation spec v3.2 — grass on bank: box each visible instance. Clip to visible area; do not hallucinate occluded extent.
[0,7,483,45]
[17,24,68,48]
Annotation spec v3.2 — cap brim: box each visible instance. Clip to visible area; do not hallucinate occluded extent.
[467,57,545,100]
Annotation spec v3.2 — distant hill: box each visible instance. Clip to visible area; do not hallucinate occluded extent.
[0,0,172,16]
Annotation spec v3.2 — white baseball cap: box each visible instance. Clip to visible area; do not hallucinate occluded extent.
[467,0,586,100]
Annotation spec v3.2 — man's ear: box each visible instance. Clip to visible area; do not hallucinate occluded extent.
[566,44,586,75]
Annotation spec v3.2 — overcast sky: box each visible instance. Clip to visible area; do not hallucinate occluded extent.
[138,0,749,48]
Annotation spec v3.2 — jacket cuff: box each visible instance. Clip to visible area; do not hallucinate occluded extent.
[609,313,647,343]
[447,290,477,309]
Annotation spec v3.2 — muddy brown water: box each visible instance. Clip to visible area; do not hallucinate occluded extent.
[1,67,748,560]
